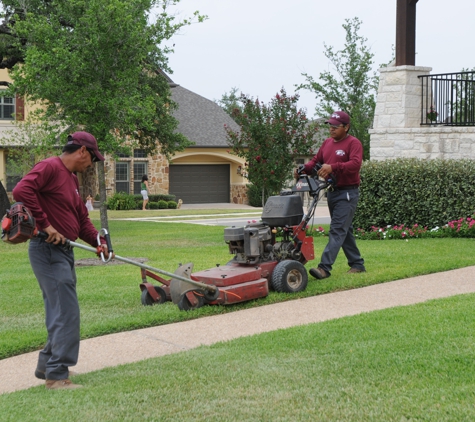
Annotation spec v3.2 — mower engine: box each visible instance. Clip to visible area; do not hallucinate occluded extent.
[225,195,307,265]
[1,202,38,244]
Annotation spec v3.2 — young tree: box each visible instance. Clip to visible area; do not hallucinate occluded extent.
[298,17,379,159]
[215,87,242,122]
[2,0,204,228]
[225,88,319,206]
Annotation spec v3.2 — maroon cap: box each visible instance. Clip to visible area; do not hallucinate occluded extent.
[325,111,350,126]
[68,131,104,162]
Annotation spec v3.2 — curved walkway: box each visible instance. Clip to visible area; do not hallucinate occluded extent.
[2,266,475,394]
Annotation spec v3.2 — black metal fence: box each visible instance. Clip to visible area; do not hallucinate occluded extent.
[418,71,475,126]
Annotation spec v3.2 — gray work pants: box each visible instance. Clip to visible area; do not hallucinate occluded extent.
[318,188,365,274]
[29,238,79,380]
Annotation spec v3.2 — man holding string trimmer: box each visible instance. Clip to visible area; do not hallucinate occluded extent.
[13,132,112,390]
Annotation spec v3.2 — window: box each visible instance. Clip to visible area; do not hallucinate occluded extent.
[133,149,146,158]
[133,162,147,194]
[115,149,149,194]
[0,93,15,120]
[115,162,130,193]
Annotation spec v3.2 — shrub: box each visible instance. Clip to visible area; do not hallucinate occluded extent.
[354,158,475,231]
[167,201,178,209]
[106,192,136,210]
[353,216,475,240]
[247,183,277,207]
[158,200,168,209]
[148,201,160,210]
[149,194,176,202]
[129,194,176,209]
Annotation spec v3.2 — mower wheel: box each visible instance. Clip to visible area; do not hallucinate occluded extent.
[271,260,308,293]
[141,286,167,306]
[177,291,205,311]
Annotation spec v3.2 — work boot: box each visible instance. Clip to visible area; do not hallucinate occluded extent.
[35,369,78,380]
[309,267,330,280]
[347,268,366,274]
[45,379,83,390]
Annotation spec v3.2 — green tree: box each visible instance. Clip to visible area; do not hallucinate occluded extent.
[2,0,204,228]
[215,87,242,122]
[225,88,318,206]
[298,17,379,159]
[451,68,475,124]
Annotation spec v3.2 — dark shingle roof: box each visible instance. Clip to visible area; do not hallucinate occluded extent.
[170,84,240,147]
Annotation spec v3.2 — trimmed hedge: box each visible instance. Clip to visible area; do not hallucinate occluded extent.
[354,158,475,230]
[107,193,176,210]
[158,200,168,209]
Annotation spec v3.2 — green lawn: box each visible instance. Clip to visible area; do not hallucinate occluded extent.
[1,217,475,360]
[1,215,475,419]
[1,294,474,421]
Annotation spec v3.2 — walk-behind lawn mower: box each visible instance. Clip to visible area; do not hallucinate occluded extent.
[1,165,333,312]
[139,165,334,310]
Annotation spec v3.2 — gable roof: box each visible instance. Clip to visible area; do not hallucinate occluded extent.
[169,83,240,148]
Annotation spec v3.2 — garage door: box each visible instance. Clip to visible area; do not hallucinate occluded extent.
[169,164,230,204]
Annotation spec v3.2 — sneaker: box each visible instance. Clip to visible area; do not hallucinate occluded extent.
[309,267,330,279]
[36,369,78,380]
[45,379,83,390]
[347,268,366,274]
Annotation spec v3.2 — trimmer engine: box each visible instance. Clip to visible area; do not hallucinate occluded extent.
[1,202,38,244]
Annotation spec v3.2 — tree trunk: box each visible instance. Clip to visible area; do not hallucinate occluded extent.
[97,161,109,231]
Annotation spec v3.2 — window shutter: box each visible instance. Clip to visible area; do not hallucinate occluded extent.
[15,94,24,121]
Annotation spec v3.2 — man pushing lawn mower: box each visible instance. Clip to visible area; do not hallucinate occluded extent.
[11,132,112,390]
[297,111,366,280]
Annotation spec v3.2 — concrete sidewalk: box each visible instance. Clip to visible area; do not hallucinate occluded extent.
[1,266,475,395]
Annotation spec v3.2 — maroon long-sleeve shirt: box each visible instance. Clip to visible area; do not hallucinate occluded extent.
[12,156,100,247]
[303,135,363,187]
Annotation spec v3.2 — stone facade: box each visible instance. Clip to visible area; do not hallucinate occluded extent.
[103,153,170,197]
[370,65,475,160]
[369,127,475,160]
[230,183,249,205]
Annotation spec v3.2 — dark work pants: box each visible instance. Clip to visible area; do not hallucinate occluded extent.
[29,238,79,380]
[318,188,365,274]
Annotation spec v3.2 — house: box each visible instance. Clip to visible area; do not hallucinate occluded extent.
[0,69,249,205]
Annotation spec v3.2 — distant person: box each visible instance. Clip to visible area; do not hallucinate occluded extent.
[85,194,94,212]
[297,111,365,280]
[141,175,149,210]
[12,131,113,390]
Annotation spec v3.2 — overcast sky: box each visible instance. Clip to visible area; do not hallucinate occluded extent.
[164,0,475,117]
